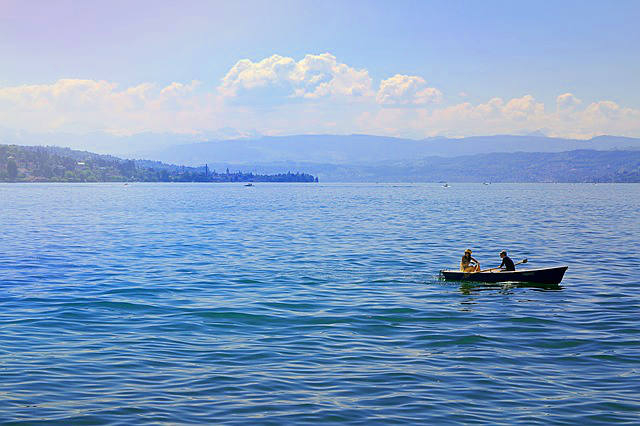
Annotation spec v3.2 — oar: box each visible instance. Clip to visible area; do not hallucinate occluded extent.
[476,258,528,273]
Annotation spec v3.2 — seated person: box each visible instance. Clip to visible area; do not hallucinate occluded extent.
[498,250,516,271]
[460,249,480,272]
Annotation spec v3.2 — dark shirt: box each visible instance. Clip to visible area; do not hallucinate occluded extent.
[500,256,515,271]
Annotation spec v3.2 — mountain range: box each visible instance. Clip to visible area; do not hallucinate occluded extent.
[148,134,640,166]
[188,150,639,183]
[3,129,640,164]
[2,131,639,182]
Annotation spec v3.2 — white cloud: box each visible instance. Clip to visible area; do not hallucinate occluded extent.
[0,79,120,111]
[503,95,544,120]
[475,97,504,118]
[376,74,442,106]
[362,94,637,139]
[0,78,199,113]
[585,100,622,118]
[219,53,373,101]
[1,55,639,142]
[218,55,296,97]
[414,95,543,134]
[0,78,217,134]
[160,80,201,96]
[578,100,640,135]
[556,93,582,111]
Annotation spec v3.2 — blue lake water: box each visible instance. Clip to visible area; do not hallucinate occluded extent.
[1,183,639,424]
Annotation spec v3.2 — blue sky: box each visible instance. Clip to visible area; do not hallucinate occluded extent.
[1,0,639,142]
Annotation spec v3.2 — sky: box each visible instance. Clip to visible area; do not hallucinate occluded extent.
[1,0,639,145]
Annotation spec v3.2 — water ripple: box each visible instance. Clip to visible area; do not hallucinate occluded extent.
[1,183,639,424]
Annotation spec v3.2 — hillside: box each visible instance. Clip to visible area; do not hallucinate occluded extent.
[0,145,317,183]
[374,149,640,183]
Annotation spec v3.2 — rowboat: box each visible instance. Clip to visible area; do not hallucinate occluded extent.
[439,266,568,285]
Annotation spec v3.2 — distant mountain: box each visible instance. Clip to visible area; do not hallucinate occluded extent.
[3,129,639,165]
[149,134,640,166]
[197,150,640,183]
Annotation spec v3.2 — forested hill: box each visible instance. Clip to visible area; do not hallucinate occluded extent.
[0,144,317,183]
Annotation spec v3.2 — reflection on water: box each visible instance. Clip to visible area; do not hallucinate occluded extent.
[457,282,563,295]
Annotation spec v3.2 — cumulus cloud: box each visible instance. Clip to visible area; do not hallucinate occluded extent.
[425,95,542,128]
[578,100,640,135]
[0,78,215,134]
[363,93,640,139]
[376,74,442,106]
[585,100,622,118]
[556,93,582,111]
[0,79,121,111]
[364,94,570,138]
[218,55,295,97]
[219,53,373,102]
[160,80,201,96]
[1,54,640,141]
[503,95,544,120]
[475,97,504,118]
[0,79,202,113]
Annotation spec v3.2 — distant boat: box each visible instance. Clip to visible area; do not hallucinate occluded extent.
[483,182,490,185]
[244,183,254,187]
[440,266,568,285]
[443,183,450,188]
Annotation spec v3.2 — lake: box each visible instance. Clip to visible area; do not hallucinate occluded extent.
[1,183,639,424]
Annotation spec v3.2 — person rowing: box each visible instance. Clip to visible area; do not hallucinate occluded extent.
[498,250,516,271]
[460,249,481,272]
